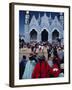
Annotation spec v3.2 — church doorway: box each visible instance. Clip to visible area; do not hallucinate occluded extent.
[41,29,48,42]
[30,29,37,41]
[52,30,59,40]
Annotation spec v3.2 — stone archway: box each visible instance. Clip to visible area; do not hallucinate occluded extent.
[41,29,48,42]
[52,30,59,40]
[30,29,37,41]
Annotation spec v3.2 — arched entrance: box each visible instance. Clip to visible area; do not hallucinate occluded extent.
[41,29,48,42]
[52,30,59,40]
[30,29,37,41]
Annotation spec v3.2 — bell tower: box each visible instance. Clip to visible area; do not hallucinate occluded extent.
[25,11,29,25]
[24,11,30,42]
[60,12,64,28]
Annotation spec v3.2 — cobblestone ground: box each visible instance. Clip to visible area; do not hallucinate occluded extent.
[19,47,48,62]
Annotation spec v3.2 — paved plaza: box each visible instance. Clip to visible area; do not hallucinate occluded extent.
[19,47,48,62]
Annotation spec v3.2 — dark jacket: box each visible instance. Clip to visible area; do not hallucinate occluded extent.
[19,59,27,79]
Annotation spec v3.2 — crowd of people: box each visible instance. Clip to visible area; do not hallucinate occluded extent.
[19,41,64,79]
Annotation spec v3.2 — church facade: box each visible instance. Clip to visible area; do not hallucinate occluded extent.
[23,11,64,43]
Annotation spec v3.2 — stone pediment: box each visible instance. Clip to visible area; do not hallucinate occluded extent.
[29,15,39,27]
[50,16,63,32]
[41,13,49,27]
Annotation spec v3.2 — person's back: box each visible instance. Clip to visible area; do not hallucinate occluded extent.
[53,47,57,56]
[47,54,53,68]
[57,49,64,60]
[31,46,34,52]
[19,55,27,79]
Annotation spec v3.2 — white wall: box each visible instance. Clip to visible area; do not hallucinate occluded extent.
[0,0,72,89]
